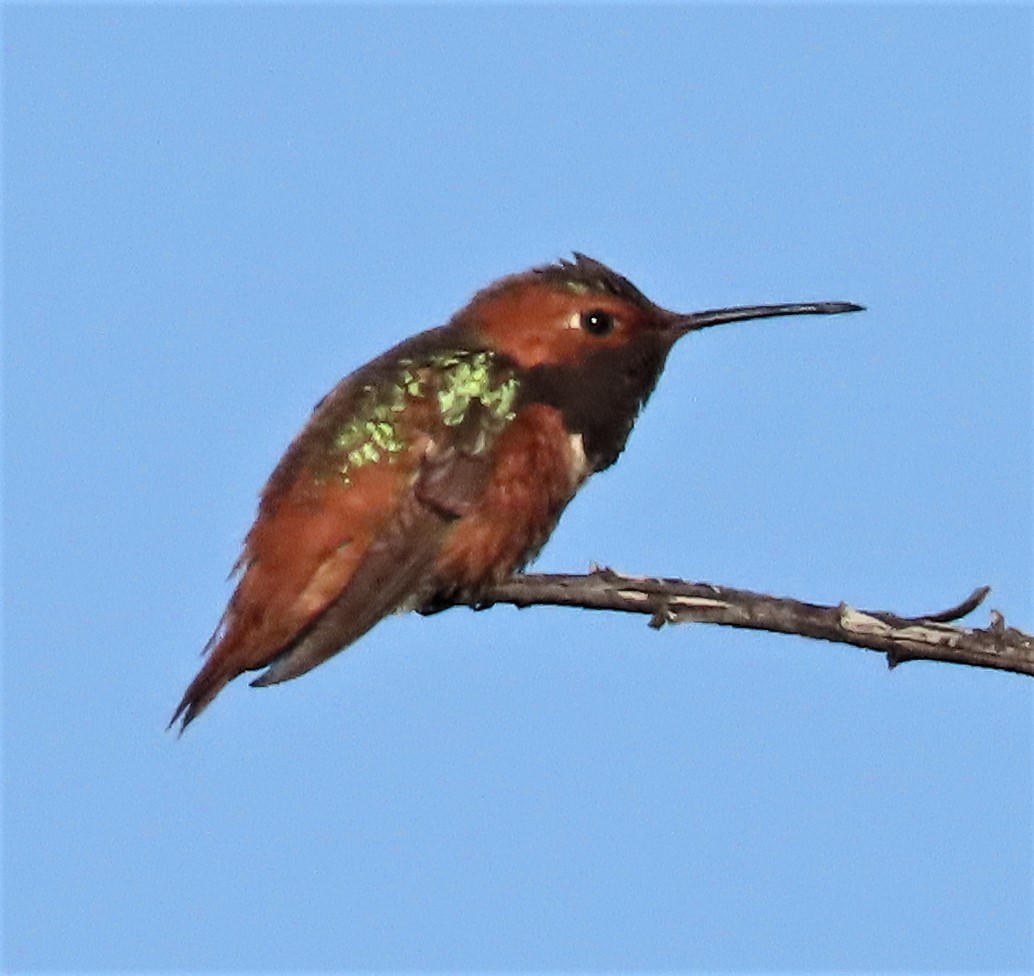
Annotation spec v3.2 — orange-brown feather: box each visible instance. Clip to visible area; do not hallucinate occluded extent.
[432,403,582,593]
[231,460,413,655]
[471,281,654,369]
[170,450,422,728]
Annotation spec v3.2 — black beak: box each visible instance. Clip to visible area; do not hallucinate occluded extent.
[669,300,864,337]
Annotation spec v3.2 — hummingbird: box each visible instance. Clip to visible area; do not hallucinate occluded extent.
[171,254,862,731]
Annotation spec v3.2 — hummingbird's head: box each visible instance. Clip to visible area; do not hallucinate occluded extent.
[464,253,672,369]
[455,253,863,475]
[463,252,863,370]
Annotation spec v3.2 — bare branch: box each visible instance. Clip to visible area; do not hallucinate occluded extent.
[435,570,1034,678]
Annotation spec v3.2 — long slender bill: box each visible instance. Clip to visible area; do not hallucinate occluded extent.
[672,301,864,336]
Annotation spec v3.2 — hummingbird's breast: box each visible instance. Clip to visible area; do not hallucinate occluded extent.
[429,402,587,598]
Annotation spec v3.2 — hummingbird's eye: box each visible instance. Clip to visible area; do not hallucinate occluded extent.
[580,309,616,337]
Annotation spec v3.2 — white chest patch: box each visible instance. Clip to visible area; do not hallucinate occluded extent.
[567,432,591,487]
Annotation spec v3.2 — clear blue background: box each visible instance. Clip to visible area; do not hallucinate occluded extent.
[4,5,1031,972]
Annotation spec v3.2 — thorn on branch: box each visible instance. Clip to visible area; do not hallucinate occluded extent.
[649,605,675,629]
[914,586,991,623]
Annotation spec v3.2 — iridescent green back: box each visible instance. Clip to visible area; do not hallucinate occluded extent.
[327,349,519,483]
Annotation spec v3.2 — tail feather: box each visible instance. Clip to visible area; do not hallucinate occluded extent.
[168,655,235,734]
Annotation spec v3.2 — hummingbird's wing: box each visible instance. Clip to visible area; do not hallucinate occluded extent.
[248,441,491,687]
[170,339,516,730]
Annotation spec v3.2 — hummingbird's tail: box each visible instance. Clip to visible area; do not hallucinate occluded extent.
[168,637,236,735]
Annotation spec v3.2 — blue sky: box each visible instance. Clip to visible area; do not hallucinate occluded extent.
[3,5,1031,972]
